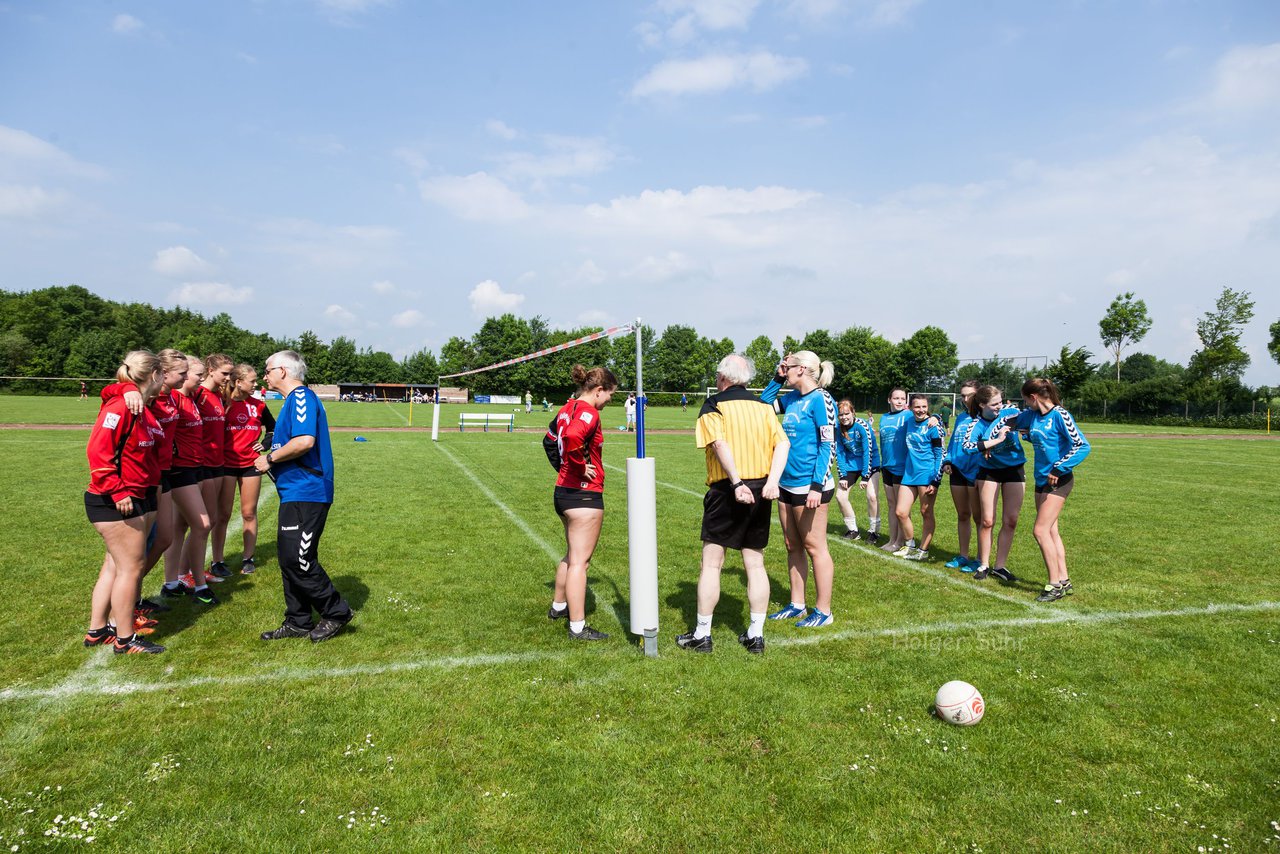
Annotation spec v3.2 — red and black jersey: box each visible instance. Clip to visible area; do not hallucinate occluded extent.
[553,399,605,492]
[171,390,204,467]
[223,398,274,467]
[99,383,181,471]
[86,396,163,501]
[194,385,226,468]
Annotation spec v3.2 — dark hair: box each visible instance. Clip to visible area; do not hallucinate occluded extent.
[1021,377,1061,407]
[958,378,979,393]
[968,384,1002,418]
[908,393,928,407]
[571,364,618,393]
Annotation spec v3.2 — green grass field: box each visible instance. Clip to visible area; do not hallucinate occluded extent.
[1,400,1278,851]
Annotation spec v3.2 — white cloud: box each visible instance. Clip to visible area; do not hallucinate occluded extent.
[486,119,520,140]
[0,185,68,218]
[256,218,400,270]
[151,246,211,277]
[111,14,143,34]
[311,0,392,23]
[1208,42,1280,113]
[496,136,617,184]
[371,280,395,295]
[0,126,108,181]
[863,0,920,27]
[633,52,808,97]
[419,172,531,221]
[659,0,761,31]
[391,308,423,328]
[623,251,708,283]
[325,304,358,323]
[569,259,608,286]
[582,185,820,247]
[170,283,253,306]
[468,280,525,316]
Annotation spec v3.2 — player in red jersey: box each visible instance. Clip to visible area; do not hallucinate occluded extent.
[546,364,617,641]
[83,351,167,654]
[160,357,218,604]
[221,363,275,574]
[194,353,234,580]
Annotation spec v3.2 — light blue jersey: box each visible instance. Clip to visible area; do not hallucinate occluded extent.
[835,418,875,478]
[878,409,911,475]
[902,418,944,486]
[944,410,982,481]
[761,379,836,493]
[271,385,335,504]
[1013,406,1091,487]
[961,404,1026,470]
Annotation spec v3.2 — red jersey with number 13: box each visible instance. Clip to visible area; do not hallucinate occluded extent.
[553,400,605,492]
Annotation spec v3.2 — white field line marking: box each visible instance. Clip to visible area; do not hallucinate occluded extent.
[205,479,277,563]
[606,462,1038,610]
[2,601,1276,704]
[435,442,560,561]
[603,461,702,498]
[0,655,110,767]
[379,398,409,424]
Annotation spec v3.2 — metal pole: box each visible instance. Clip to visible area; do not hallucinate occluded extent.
[634,318,645,460]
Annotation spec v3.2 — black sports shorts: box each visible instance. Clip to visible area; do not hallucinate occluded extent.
[880,469,903,487]
[84,490,154,523]
[976,464,1026,484]
[169,466,201,489]
[227,465,262,478]
[777,487,834,507]
[949,470,975,489]
[701,478,772,551]
[1035,472,1074,497]
[554,486,604,516]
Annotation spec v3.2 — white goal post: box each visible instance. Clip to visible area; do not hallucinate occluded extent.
[908,391,959,425]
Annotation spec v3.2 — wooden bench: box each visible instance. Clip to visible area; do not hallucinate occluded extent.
[458,412,515,432]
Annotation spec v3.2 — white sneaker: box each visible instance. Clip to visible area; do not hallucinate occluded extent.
[906,548,929,561]
[892,544,912,557]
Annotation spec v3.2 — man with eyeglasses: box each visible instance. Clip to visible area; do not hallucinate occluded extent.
[254,350,354,643]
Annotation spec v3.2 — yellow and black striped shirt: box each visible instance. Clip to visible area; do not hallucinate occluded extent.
[695,385,786,485]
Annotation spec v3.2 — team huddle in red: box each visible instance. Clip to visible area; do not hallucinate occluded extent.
[83,349,274,654]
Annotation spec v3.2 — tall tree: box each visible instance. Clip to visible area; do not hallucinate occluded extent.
[327,336,359,383]
[1187,287,1255,392]
[1045,345,1096,398]
[437,336,476,387]
[401,348,439,384]
[652,324,716,391]
[828,326,897,400]
[295,330,329,383]
[895,326,959,391]
[1098,292,1153,381]
[742,335,780,387]
[1269,319,1280,366]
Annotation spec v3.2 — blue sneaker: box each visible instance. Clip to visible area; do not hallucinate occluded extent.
[945,555,968,569]
[795,609,833,628]
[768,603,807,620]
[961,558,980,574]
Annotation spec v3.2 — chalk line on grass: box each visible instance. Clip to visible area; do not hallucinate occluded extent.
[2,600,1276,704]
[435,442,560,561]
[379,398,409,424]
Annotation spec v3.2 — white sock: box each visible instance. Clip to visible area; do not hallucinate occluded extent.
[569,619,585,633]
[748,612,766,639]
[791,601,806,611]
[843,516,858,532]
[195,585,209,593]
[552,601,567,612]
[906,538,916,549]
[163,581,181,590]
[694,613,713,639]
[870,516,880,533]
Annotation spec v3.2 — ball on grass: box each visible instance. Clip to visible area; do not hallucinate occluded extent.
[935,680,984,726]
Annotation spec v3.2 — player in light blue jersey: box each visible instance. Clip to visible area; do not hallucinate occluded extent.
[877,389,911,552]
[892,395,944,561]
[833,400,876,540]
[942,380,982,572]
[760,351,837,628]
[1014,378,1091,602]
[960,384,1026,583]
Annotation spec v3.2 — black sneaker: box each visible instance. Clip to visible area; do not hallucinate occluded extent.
[309,611,353,643]
[135,597,171,614]
[192,587,219,605]
[568,625,609,641]
[547,604,569,621]
[675,631,713,653]
[114,634,166,654]
[738,632,765,655]
[862,531,880,543]
[1035,584,1065,602]
[991,567,1018,583]
[240,557,257,575]
[84,626,116,648]
[973,567,990,580]
[261,622,312,640]
[160,583,190,599]
[208,561,232,579]
[1061,579,1074,596]
[841,529,859,540]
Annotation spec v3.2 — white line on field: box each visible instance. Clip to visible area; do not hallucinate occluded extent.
[1,600,1275,703]
[379,398,409,424]
[435,442,561,561]
[603,462,702,497]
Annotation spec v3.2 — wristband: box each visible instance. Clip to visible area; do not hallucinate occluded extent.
[731,480,745,489]
[266,453,274,466]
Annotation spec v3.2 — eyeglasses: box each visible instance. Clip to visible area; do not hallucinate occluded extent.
[782,363,803,373]
[264,365,282,376]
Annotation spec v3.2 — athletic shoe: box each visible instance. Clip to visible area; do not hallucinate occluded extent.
[208,561,232,579]
[880,541,899,552]
[768,604,807,621]
[738,632,765,655]
[240,558,256,575]
[795,609,834,628]
[991,567,1018,583]
[133,614,159,631]
[905,548,929,562]
[841,529,860,540]
[945,555,969,569]
[179,571,195,588]
[1035,584,1065,602]
[160,583,190,599]
[675,631,713,653]
[135,597,171,614]
[963,558,982,573]
[892,544,912,558]
[547,604,569,621]
[114,635,165,654]
[84,627,116,647]
[310,611,354,643]
[973,566,990,580]
[567,625,609,641]
[861,530,879,543]
[192,587,219,605]
[261,622,311,640]
[203,571,226,584]
[1061,579,1074,596]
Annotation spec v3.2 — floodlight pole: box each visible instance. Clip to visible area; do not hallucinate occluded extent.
[627,317,659,657]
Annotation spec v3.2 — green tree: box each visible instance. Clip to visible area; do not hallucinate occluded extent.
[327,336,359,382]
[742,335,780,387]
[827,326,897,400]
[954,356,1028,396]
[295,330,329,384]
[895,326,958,391]
[471,314,534,394]
[608,324,657,391]
[356,348,403,383]
[0,330,32,375]
[1045,345,1096,398]
[1269,319,1280,366]
[1098,292,1153,381]
[652,325,715,391]
[438,336,477,388]
[1187,287,1255,394]
[402,348,439,384]
[64,329,127,379]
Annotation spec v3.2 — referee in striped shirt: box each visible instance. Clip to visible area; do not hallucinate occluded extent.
[676,353,789,655]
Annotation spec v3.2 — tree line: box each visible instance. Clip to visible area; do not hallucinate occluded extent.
[2,285,1275,415]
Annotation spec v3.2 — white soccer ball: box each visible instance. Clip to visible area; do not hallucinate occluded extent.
[935,680,985,726]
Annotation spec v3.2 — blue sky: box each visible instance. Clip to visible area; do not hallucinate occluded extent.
[2,0,1278,384]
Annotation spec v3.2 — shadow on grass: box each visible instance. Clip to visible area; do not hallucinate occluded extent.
[664,578,748,637]
[331,574,370,612]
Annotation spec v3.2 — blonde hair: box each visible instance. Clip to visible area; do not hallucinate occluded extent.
[790,350,834,389]
[115,350,161,398]
[229,363,258,400]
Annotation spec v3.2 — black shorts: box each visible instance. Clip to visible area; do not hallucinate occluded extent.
[1035,472,1074,497]
[84,490,155,523]
[777,487,834,507]
[976,464,1026,484]
[161,470,172,493]
[203,465,232,480]
[880,469,902,487]
[226,465,262,478]
[701,479,773,551]
[949,470,976,489]
[838,471,864,489]
[169,466,201,489]
[554,486,604,516]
